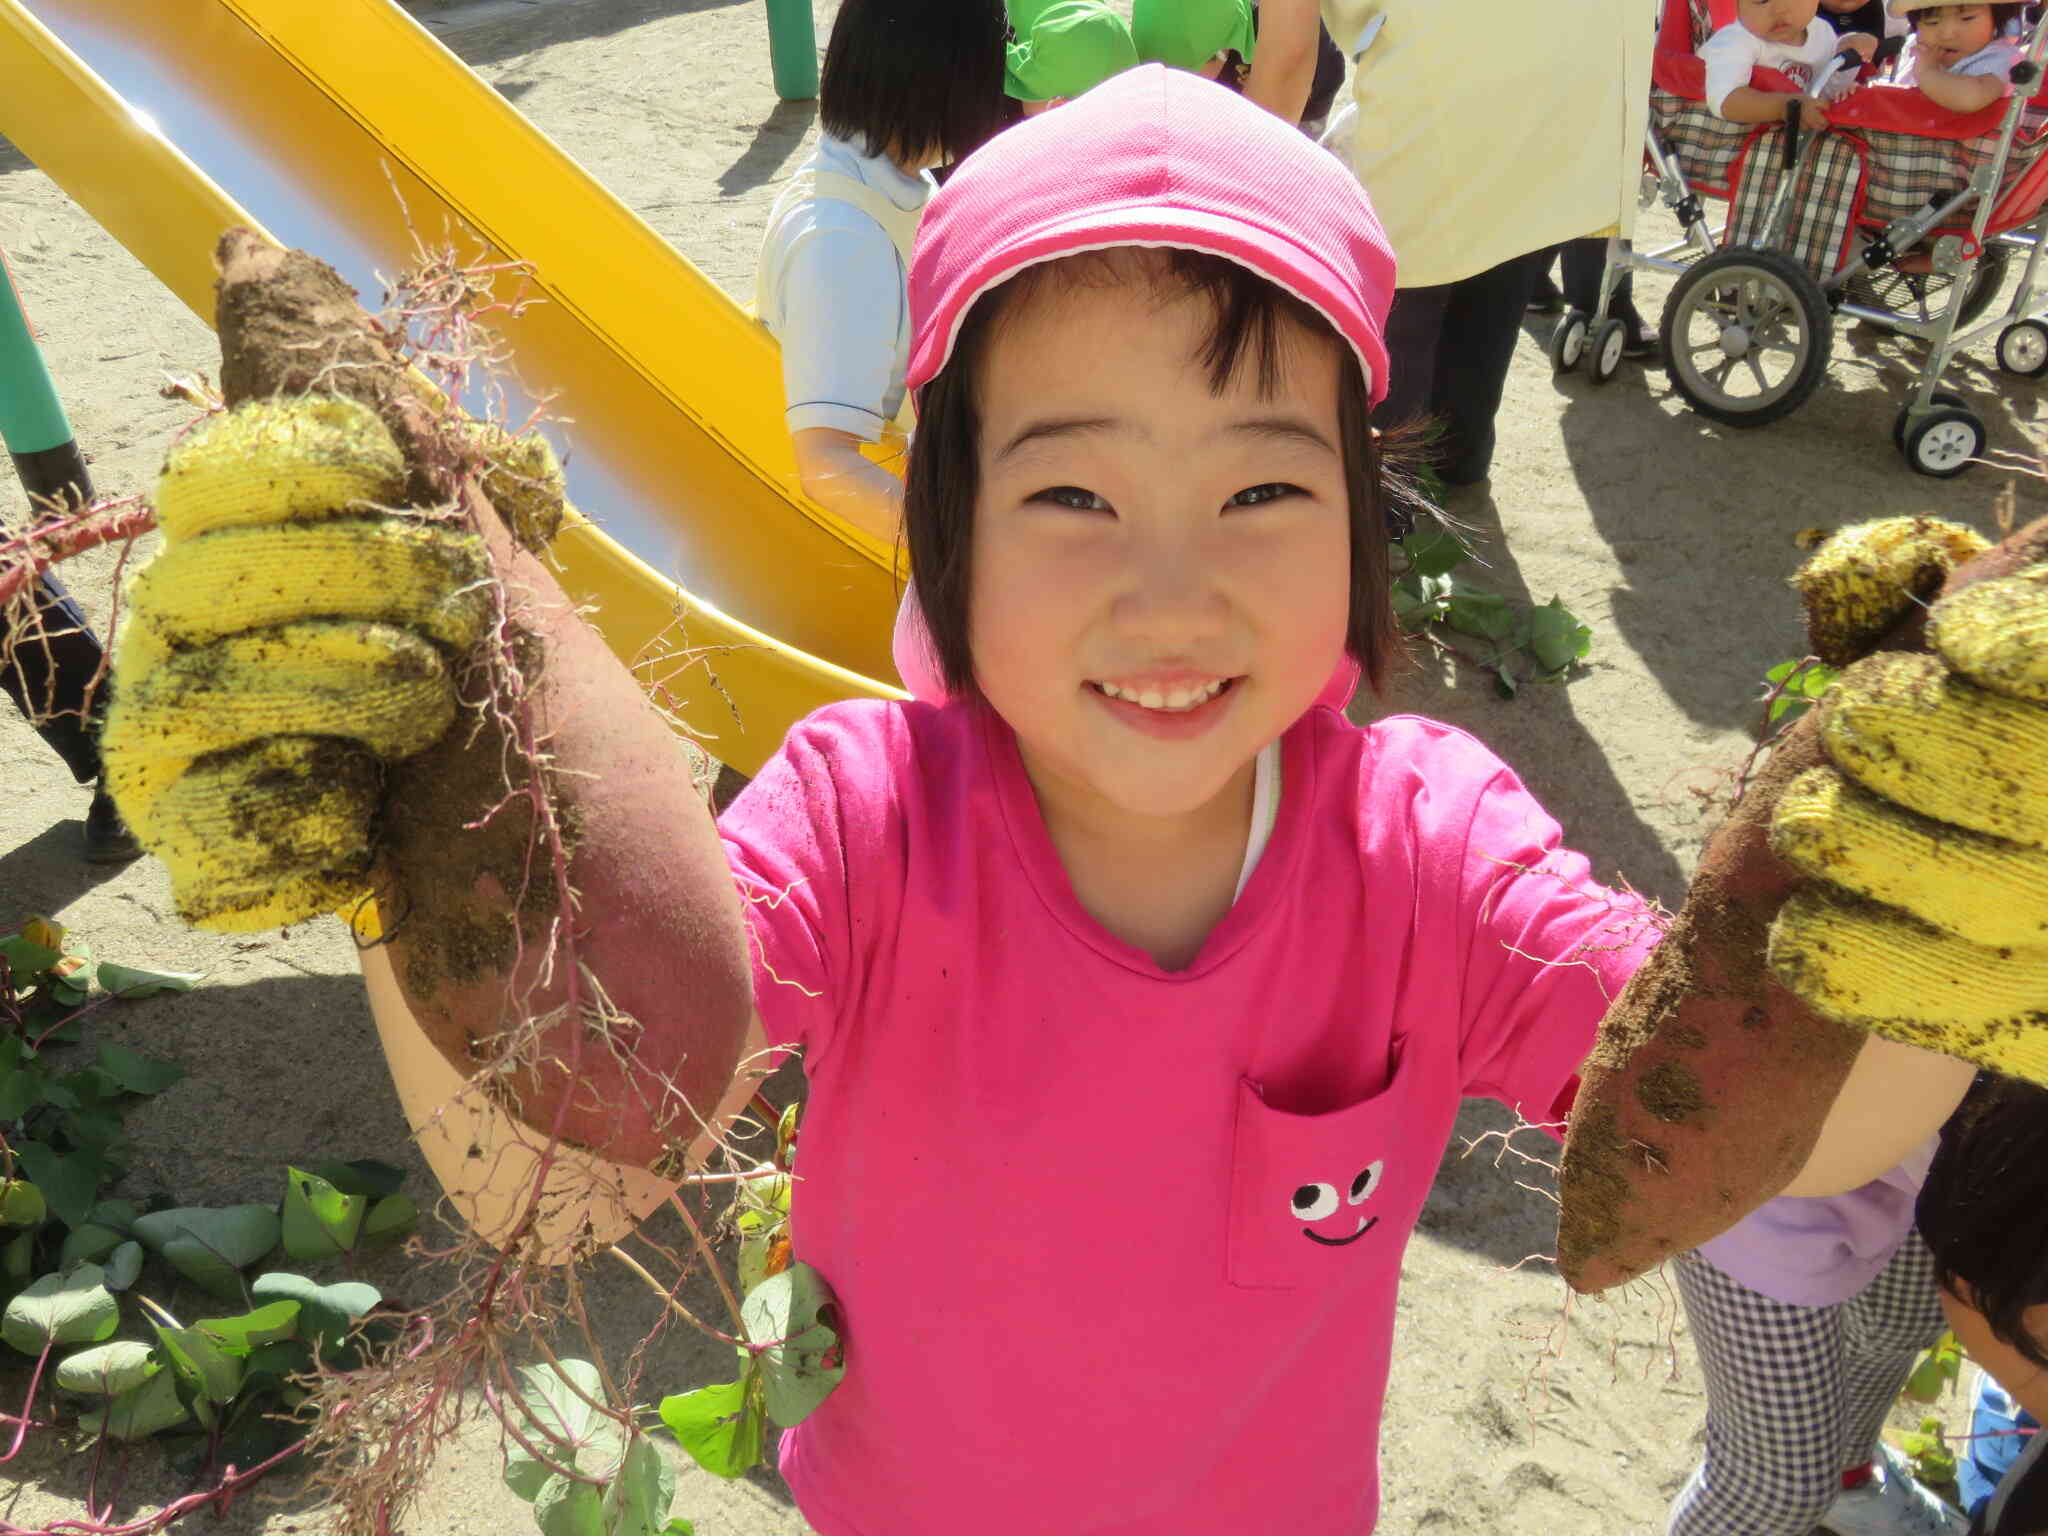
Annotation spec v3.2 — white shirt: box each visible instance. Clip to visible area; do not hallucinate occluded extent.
[1895,35,2024,95]
[1700,17,1856,117]
[755,134,932,441]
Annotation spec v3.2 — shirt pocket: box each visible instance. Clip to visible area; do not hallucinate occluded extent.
[1226,1062,1435,1292]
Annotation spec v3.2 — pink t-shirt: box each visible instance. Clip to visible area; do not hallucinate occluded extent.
[719,701,1659,1536]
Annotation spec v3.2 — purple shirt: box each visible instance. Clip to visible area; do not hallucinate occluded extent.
[1697,1137,1938,1307]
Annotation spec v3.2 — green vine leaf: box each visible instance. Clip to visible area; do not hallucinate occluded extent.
[1526,598,1594,678]
[93,1044,185,1096]
[282,1167,367,1261]
[3,1264,119,1353]
[14,1141,101,1228]
[151,1320,244,1427]
[54,1339,159,1397]
[503,1359,622,1503]
[250,1272,379,1357]
[134,1205,280,1297]
[80,1366,189,1440]
[92,962,202,998]
[0,1178,46,1229]
[197,1299,301,1355]
[741,1262,846,1428]
[657,1370,765,1479]
[102,1240,143,1292]
[604,1434,677,1535]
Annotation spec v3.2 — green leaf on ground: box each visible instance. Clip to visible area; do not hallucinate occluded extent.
[300,1159,407,1199]
[250,1272,379,1356]
[0,936,64,976]
[3,1230,34,1284]
[359,1193,417,1249]
[605,1433,678,1536]
[134,1205,280,1296]
[152,1320,244,1419]
[658,1372,765,1480]
[0,1179,46,1228]
[93,962,202,998]
[1443,575,1519,642]
[54,1339,159,1397]
[59,1222,125,1268]
[197,1299,301,1355]
[1400,521,1471,579]
[504,1359,621,1502]
[3,1264,119,1353]
[532,1476,606,1536]
[81,1366,189,1440]
[94,1044,185,1096]
[1526,598,1594,677]
[102,1241,143,1292]
[14,1141,101,1227]
[282,1167,367,1261]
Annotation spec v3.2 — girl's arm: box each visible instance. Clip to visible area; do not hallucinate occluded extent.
[1243,0,1320,124]
[1912,50,2009,112]
[791,427,904,545]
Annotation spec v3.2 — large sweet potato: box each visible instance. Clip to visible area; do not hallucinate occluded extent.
[1557,516,2048,1292]
[212,231,752,1173]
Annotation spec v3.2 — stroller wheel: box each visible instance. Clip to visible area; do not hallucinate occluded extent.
[1661,248,1831,428]
[1891,388,1968,453]
[1589,318,1629,384]
[1550,310,1590,374]
[1995,319,2048,378]
[1899,405,1985,478]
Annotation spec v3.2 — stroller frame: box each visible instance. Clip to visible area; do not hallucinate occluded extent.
[1555,2,2048,476]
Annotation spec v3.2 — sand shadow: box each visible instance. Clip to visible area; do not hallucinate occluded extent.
[1547,316,2048,746]
[0,816,132,918]
[718,99,817,197]
[1368,488,1689,909]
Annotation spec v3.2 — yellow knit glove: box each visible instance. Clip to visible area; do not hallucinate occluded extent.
[101,397,494,931]
[1767,518,2048,1085]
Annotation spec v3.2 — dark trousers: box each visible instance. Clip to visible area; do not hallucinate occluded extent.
[1374,246,1551,485]
[1556,236,1644,330]
[2,563,104,784]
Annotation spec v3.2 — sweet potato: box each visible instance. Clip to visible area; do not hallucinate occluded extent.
[1556,516,2048,1293]
[212,231,752,1172]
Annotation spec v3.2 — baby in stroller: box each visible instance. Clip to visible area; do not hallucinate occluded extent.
[1701,0,1878,127]
[1894,2,2029,112]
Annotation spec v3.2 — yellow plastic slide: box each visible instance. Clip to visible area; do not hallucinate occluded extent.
[1,0,904,1247]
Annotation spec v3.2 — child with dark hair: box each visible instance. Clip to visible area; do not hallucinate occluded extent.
[755,0,1010,544]
[1892,1,2031,111]
[1918,1074,2048,1535]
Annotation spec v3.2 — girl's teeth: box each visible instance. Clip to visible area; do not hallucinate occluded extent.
[1098,679,1226,711]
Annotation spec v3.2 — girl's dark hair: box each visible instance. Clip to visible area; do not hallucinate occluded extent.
[905,248,1418,702]
[820,0,1012,168]
[1918,1072,2048,1371]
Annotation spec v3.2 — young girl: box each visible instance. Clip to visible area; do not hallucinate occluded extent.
[754,0,1010,544]
[107,63,2034,1536]
[1891,1,2029,112]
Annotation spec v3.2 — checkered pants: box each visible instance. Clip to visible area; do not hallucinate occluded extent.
[1667,1232,1949,1535]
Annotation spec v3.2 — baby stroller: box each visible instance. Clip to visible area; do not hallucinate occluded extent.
[1552,0,2048,477]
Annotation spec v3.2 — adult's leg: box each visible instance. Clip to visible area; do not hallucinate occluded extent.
[1430,247,1550,484]
[1558,236,1641,325]
[1668,1250,1852,1536]
[1,565,104,784]
[1371,281,1451,441]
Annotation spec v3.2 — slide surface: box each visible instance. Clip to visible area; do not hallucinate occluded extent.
[1,0,905,781]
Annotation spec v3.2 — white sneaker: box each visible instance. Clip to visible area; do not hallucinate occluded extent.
[1821,1443,1970,1536]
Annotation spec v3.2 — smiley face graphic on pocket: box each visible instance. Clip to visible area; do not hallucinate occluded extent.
[1289,1160,1386,1245]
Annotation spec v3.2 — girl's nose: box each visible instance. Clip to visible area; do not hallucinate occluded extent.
[1111,535,1227,642]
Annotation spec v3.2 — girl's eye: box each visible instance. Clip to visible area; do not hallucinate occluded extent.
[1029,485,1110,513]
[1227,482,1301,509]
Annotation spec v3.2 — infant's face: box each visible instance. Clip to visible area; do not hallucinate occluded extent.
[1741,0,1824,45]
[1915,5,1998,63]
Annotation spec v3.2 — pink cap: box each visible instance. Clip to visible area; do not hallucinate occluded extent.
[906,64,1396,405]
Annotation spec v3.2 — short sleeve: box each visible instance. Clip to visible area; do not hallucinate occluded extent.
[1701,27,1758,116]
[1451,764,1662,1128]
[775,221,907,442]
[718,715,873,1062]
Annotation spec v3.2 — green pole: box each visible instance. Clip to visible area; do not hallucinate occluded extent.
[766,0,819,101]
[0,248,94,510]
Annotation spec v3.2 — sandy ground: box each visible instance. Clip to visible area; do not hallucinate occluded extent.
[3,1,2045,1532]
